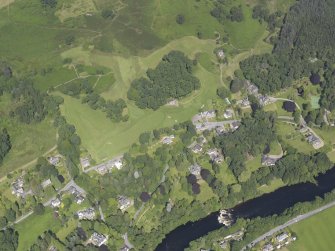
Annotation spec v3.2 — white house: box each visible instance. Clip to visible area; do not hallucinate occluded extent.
[51,198,61,208]
[90,232,108,247]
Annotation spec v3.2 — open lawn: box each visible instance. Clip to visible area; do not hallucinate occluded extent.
[197,52,218,73]
[150,0,225,41]
[33,66,78,91]
[221,30,272,78]
[289,205,335,251]
[276,122,314,154]
[56,218,78,241]
[269,141,283,155]
[327,151,335,163]
[15,209,62,251]
[310,95,320,109]
[258,178,284,194]
[215,161,236,185]
[312,127,335,146]
[224,1,267,50]
[239,155,262,182]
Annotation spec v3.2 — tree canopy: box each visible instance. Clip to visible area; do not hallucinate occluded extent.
[240,0,335,95]
[0,228,18,251]
[282,101,296,113]
[216,111,276,177]
[0,129,11,164]
[128,51,200,110]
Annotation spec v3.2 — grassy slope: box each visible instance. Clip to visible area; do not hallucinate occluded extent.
[224,1,267,50]
[60,63,219,162]
[289,206,335,251]
[60,28,271,162]
[150,0,225,41]
[0,96,57,177]
[16,209,62,251]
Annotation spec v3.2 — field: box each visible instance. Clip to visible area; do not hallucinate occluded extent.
[60,26,271,161]
[224,1,267,49]
[60,37,220,161]
[289,206,335,251]
[15,209,62,251]
[0,96,57,177]
[59,64,219,161]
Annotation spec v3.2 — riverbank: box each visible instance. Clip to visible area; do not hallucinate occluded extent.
[242,199,335,250]
[186,187,335,251]
[156,167,335,251]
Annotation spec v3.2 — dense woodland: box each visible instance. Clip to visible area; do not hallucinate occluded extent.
[0,129,11,164]
[265,152,332,185]
[128,51,200,110]
[210,1,244,23]
[240,0,335,113]
[216,110,277,177]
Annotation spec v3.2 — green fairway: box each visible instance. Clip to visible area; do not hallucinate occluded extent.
[60,62,219,162]
[289,206,335,251]
[60,34,273,162]
[62,36,219,100]
[60,37,221,162]
[15,209,62,251]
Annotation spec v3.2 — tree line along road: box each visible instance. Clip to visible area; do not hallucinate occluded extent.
[241,199,335,250]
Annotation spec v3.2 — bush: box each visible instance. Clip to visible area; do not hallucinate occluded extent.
[217,87,230,99]
[102,9,115,19]
[140,192,151,202]
[282,101,296,112]
[230,79,244,93]
[34,203,45,215]
[229,6,244,22]
[310,73,321,85]
[176,14,185,24]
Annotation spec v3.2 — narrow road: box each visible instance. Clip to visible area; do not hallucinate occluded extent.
[3,180,86,229]
[273,98,301,110]
[193,120,239,132]
[84,155,124,173]
[241,200,335,250]
[99,205,105,222]
[13,211,33,225]
[123,232,134,249]
[272,99,324,149]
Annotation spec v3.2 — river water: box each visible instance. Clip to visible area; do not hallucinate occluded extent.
[155,167,335,251]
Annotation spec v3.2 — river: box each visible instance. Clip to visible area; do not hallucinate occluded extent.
[155,167,335,251]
